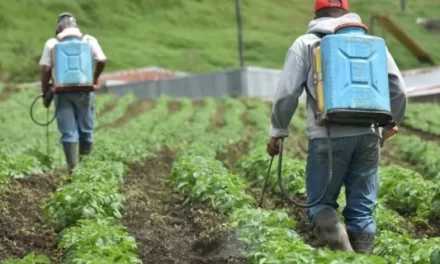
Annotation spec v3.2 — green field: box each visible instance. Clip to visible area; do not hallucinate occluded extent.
[2,89,440,263]
[1,0,439,82]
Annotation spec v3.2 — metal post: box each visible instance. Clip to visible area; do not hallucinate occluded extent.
[401,0,406,12]
[235,0,244,67]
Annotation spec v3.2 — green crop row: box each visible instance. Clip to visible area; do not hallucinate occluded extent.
[393,135,440,180]
[171,100,389,263]
[1,94,151,263]
[3,94,230,263]
[36,96,176,263]
[404,103,440,136]
[239,101,440,263]
[94,92,135,127]
[238,136,440,263]
[0,90,118,181]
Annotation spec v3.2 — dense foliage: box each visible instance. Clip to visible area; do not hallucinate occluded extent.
[2,93,440,263]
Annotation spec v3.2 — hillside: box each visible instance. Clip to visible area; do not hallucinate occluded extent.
[1,0,439,83]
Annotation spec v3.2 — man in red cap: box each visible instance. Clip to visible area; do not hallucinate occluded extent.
[267,0,407,254]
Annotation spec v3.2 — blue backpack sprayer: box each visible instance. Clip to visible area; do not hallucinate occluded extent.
[260,22,397,208]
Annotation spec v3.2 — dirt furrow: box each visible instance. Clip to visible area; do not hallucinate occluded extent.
[96,98,118,117]
[401,125,440,142]
[0,170,64,262]
[207,102,225,132]
[97,99,156,130]
[122,149,246,264]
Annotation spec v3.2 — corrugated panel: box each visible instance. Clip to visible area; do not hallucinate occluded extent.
[244,67,306,101]
[105,68,243,99]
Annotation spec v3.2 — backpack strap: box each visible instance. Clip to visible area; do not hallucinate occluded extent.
[303,32,329,119]
[304,32,328,101]
[311,32,328,39]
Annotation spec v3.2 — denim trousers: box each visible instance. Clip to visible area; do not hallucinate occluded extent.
[54,92,95,144]
[306,134,380,234]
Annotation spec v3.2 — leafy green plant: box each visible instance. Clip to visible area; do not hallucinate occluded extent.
[59,218,141,264]
[44,181,124,230]
[171,154,254,214]
[1,253,50,264]
[72,159,125,184]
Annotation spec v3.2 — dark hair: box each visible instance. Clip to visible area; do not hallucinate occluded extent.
[315,7,348,19]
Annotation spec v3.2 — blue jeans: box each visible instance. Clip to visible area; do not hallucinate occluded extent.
[306,134,380,234]
[54,92,95,144]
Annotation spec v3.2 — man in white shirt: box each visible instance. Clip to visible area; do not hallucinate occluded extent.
[39,12,107,175]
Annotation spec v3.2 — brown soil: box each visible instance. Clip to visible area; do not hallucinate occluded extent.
[208,103,225,132]
[168,100,182,113]
[216,110,252,172]
[395,211,440,239]
[217,141,249,173]
[400,125,440,142]
[241,110,256,139]
[97,98,118,117]
[192,99,204,107]
[0,170,64,262]
[0,84,21,102]
[122,149,247,264]
[0,90,12,102]
[97,99,155,130]
[188,100,205,123]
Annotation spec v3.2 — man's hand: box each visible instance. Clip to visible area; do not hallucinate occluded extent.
[43,96,51,108]
[266,137,280,156]
[93,78,100,89]
[380,126,399,147]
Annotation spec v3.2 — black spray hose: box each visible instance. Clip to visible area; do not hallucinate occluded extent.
[30,94,56,126]
[30,93,57,167]
[276,125,332,208]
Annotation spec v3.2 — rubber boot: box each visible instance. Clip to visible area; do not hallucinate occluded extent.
[63,143,78,175]
[79,141,92,161]
[313,207,354,252]
[348,232,375,254]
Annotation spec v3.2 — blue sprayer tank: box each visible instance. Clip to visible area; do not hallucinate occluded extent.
[52,35,94,92]
[314,22,393,127]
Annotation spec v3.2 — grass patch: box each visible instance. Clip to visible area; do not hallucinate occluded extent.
[1,0,439,82]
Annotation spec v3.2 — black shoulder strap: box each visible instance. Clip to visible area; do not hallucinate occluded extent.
[311,32,328,39]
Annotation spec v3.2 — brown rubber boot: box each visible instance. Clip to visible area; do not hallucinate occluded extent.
[313,207,354,252]
[348,232,375,254]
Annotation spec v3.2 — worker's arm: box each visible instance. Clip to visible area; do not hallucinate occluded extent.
[380,49,408,146]
[38,39,54,95]
[89,37,107,85]
[270,47,307,138]
[386,49,408,127]
[40,66,52,96]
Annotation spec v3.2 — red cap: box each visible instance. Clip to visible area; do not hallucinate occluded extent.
[314,0,349,13]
